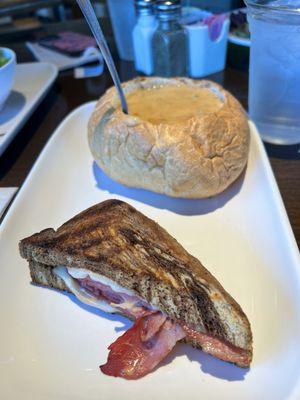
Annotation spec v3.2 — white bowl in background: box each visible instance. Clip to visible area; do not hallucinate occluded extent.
[0,48,16,111]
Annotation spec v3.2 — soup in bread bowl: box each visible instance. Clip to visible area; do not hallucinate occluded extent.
[88,77,249,198]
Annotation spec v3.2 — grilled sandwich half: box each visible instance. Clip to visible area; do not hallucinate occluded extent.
[19,199,252,379]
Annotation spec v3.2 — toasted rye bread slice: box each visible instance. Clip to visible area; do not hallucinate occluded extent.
[20,199,252,365]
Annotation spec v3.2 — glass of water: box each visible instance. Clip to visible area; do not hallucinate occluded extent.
[245,0,300,145]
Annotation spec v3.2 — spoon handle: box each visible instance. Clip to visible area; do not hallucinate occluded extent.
[76,0,128,114]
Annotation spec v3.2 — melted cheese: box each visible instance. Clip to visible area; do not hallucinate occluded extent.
[53,266,157,314]
[67,267,135,297]
[54,266,118,313]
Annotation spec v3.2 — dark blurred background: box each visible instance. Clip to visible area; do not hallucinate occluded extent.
[0,0,244,39]
[0,0,248,73]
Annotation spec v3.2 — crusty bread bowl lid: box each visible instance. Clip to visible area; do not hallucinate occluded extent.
[109,77,226,126]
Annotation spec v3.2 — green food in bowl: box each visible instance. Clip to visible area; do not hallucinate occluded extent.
[0,50,10,68]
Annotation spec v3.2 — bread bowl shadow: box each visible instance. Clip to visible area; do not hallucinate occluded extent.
[92,161,246,216]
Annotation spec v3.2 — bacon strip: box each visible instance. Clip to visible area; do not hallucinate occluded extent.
[100,312,185,380]
[182,325,250,367]
[140,312,166,342]
[75,275,250,376]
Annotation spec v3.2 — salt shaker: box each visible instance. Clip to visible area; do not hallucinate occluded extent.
[132,0,158,75]
[152,0,187,77]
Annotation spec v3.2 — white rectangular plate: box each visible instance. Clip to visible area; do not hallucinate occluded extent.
[0,62,58,155]
[1,102,300,400]
[0,187,18,219]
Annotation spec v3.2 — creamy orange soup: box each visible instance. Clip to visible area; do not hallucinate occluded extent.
[124,85,222,124]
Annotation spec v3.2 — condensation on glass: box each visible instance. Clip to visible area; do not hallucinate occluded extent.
[246,0,300,145]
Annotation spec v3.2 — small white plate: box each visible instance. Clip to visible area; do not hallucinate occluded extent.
[1,103,300,400]
[0,62,58,156]
[26,42,101,72]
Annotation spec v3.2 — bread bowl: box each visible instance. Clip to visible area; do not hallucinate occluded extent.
[88,77,250,198]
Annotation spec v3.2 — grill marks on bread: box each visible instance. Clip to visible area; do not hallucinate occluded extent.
[119,226,226,338]
[19,200,252,354]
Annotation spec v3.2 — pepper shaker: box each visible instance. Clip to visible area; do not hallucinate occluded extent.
[152,0,187,77]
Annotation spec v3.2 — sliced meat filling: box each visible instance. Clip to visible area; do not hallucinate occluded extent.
[78,276,150,319]
[100,312,185,380]
[74,275,250,379]
[181,325,250,367]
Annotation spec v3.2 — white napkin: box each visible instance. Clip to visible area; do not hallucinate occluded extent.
[0,187,18,220]
[26,42,102,71]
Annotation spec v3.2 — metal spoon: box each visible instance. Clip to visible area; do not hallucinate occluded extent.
[76,0,128,114]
